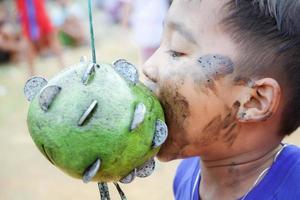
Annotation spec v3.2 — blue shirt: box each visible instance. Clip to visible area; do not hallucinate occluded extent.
[173,145,300,200]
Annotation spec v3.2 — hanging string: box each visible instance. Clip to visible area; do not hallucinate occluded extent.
[113,183,128,200]
[88,0,97,63]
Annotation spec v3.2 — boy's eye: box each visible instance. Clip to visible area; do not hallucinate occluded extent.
[169,50,186,58]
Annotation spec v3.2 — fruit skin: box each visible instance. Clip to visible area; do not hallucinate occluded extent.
[27,61,165,182]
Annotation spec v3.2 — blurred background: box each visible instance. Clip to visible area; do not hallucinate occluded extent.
[0,0,299,200]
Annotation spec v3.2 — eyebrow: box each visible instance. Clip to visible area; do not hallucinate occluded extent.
[168,21,197,44]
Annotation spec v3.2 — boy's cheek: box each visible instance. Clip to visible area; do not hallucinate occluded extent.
[158,83,190,122]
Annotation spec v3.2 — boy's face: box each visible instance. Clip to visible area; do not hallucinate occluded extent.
[142,0,244,161]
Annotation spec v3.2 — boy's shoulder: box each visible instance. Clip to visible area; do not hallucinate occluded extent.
[271,144,300,199]
[247,144,300,200]
[172,145,300,200]
[173,157,200,200]
[174,156,200,183]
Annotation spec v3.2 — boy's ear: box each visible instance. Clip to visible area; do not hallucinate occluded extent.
[237,78,281,122]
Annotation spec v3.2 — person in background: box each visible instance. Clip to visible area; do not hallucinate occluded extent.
[50,0,87,47]
[16,0,64,76]
[121,0,169,63]
[102,0,123,24]
[0,1,23,64]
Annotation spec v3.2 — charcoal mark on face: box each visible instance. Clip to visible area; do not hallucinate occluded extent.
[234,76,254,88]
[190,69,211,95]
[194,54,234,94]
[160,84,190,126]
[198,115,222,146]
[221,101,240,147]
[223,123,238,147]
[199,101,241,147]
[198,54,234,78]
[242,111,273,122]
[158,83,190,158]
[226,132,239,147]
[239,112,247,120]
[223,123,237,140]
[222,101,241,129]
[206,79,217,94]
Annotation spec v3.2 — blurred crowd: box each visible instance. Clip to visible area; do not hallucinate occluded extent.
[0,0,172,76]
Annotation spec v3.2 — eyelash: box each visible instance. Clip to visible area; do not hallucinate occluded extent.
[168,50,186,58]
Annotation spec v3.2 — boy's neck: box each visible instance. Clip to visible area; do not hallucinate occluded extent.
[199,143,284,200]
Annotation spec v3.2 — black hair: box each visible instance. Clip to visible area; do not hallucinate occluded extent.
[222,0,300,135]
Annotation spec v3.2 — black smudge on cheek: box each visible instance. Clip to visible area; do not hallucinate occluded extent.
[159,84,190,128]
[197,54,235,79]
[195,54,235,92]
[198,101,241,147]
[197,115,222,146]
[221,101,241,147]
[222,101,241,129]
[158,84,190,150]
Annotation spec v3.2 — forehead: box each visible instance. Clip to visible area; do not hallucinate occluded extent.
[169,0,227,15]
[165,0,237,58]
[166,0,228,36]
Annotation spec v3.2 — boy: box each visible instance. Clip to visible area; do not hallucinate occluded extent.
[141,0,300,199]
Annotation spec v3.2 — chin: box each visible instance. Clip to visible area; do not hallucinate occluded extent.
[156,147,179,162]
[156,154,173,162]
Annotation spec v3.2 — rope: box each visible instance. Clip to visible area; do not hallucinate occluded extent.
[88,0,96,63]
[114,183,128,200]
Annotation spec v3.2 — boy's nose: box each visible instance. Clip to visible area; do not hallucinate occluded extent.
[142,58,158,84]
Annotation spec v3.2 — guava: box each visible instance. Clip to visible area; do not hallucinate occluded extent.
[24,58,168,199]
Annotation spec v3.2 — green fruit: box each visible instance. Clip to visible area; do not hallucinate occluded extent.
[24,59,167,183]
